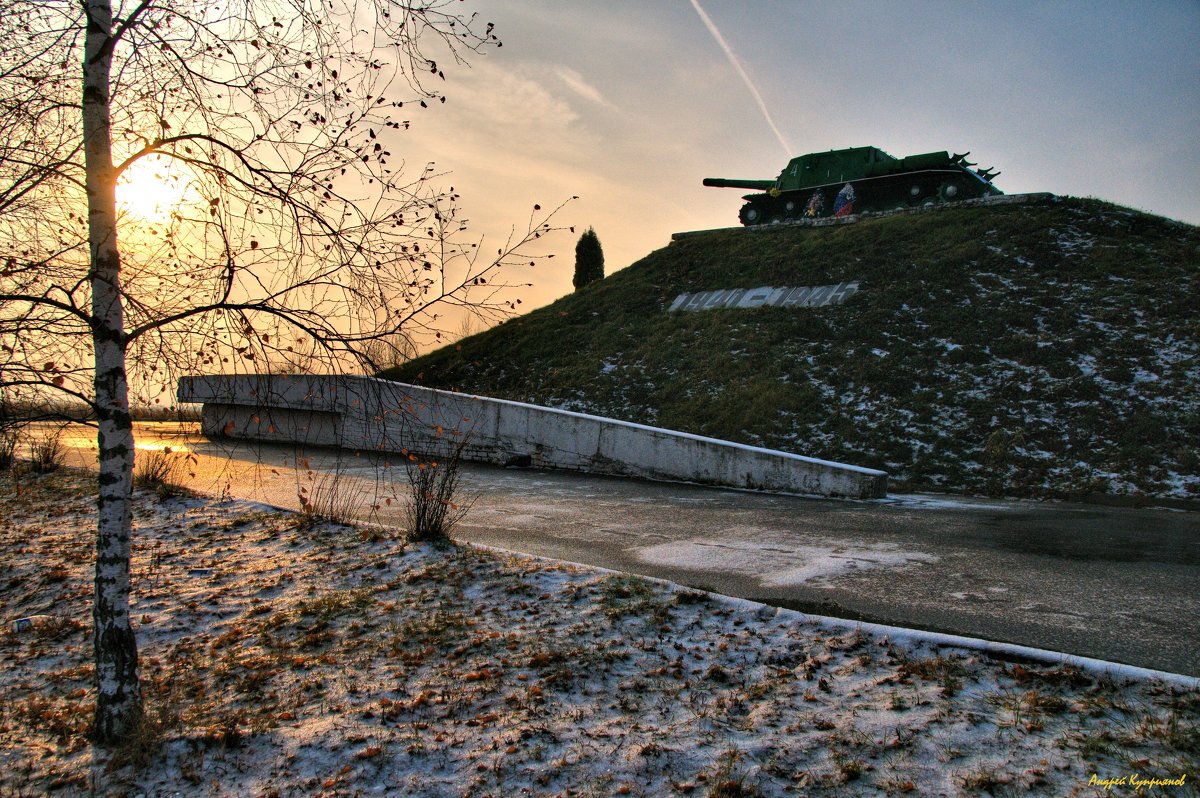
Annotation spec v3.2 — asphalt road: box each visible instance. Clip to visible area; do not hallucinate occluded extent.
[48,422,1200,676]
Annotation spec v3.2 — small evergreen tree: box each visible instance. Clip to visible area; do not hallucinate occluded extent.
[573,227,605,290]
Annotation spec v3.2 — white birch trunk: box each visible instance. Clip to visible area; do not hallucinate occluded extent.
[83,0,141,742]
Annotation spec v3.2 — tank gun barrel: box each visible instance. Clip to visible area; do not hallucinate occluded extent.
[703,177,777,191]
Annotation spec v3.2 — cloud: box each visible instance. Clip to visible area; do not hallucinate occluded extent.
[554,66,615,110]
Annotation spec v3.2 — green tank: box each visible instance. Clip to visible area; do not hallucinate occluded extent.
[703,146,1002,225]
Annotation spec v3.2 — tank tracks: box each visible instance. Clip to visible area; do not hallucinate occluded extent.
[671,193,1058,241]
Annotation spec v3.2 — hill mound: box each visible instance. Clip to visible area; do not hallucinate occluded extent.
[383,197,1199,500]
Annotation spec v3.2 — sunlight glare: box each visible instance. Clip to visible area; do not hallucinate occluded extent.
[117,155,195,223]
[134,443,191,453]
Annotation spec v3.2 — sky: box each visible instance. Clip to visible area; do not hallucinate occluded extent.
[394,0,1200,316]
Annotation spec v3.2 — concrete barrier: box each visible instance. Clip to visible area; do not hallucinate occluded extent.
[177,374,888,499]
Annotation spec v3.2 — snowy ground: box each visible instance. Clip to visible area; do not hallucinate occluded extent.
[1,469,1196,797]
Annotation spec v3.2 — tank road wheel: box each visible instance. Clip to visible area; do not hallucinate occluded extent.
[740,204,762,226]
[784,199,799,218]
[939,182,961,202]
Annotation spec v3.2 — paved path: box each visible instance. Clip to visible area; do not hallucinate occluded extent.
[50,422,1200,676]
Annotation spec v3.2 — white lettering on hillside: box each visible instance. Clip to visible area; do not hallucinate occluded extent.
[668,282,859,312]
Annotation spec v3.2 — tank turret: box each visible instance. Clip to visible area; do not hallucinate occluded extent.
[704,145,1002,225]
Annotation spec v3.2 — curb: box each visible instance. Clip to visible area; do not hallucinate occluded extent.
[466,541,1200,691]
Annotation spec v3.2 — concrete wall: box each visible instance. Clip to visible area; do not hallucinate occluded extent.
[177,374,888,499]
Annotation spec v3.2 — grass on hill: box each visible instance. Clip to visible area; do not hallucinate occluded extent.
[384,196,1199,500]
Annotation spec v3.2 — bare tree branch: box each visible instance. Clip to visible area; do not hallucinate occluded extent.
[0,0,570,742]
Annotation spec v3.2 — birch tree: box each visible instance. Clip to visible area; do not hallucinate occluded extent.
[0,0,564,742]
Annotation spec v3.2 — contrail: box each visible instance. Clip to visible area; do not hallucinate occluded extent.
[689,0,792,157]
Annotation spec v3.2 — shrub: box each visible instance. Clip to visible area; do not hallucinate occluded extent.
[573,227,605,290]
[28,427,65,473]
[133,447,193,499]
[296,465,366,528]
[405,438,471,542]
[0,425,18,471]
[0,390,20,471]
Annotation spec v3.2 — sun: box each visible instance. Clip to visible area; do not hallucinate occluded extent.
[116,154,195,223]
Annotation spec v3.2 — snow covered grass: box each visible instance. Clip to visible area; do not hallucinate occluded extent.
[385,197,1200,501]
[2,469,1197,796]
